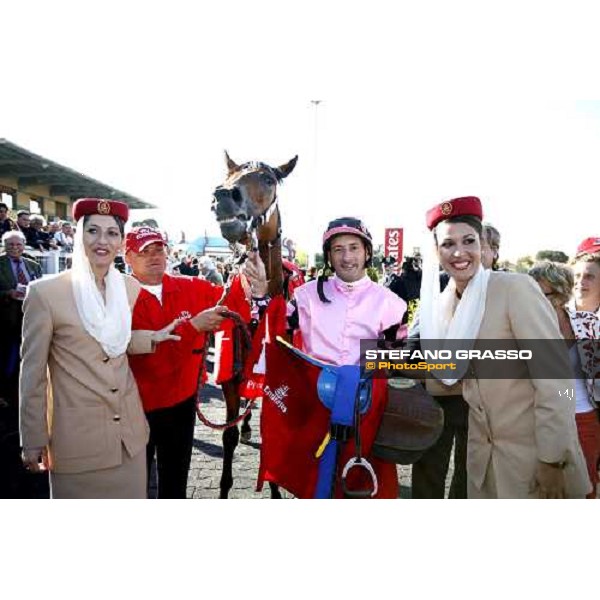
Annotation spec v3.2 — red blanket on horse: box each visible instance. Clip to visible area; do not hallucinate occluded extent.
[255,296,398,499]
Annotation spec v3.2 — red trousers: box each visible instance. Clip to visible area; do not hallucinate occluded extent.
[575,410,600,499]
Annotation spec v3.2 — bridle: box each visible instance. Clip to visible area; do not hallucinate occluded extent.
[214,161,282,253]
[196,164,283,430]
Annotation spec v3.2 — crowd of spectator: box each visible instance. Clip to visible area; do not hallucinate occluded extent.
[0,203,76,253]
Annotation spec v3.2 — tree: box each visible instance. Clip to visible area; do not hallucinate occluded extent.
[407,299,420,328]
[131,218,160,229]
[366,266,379,282]
[535,250,569,263]
[515,255,535,273]
[295,250,308,268]
[497,259,515,272]
[314,252,325,269]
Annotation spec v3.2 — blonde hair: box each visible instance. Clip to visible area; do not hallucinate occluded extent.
[571,252,600,268]
[528,261,573,306]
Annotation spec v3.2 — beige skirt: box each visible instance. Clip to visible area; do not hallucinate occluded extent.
[50,445,146,499]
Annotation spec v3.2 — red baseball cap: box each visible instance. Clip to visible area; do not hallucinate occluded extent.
[125,227,168,253]
[426,196,483,230]
[576,236,600,256]
[72,198,130,223]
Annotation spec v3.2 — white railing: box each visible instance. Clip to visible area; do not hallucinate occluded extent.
[25,249,71,275]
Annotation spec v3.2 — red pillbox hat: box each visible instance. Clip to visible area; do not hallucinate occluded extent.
[72,198,130,223]
[426,196,483,230]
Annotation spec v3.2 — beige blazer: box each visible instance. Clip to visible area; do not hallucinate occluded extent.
[19,270,154,474]
[462,272,590,498]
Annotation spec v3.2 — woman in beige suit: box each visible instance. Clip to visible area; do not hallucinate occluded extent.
[20,199,180,499]
[419,196,589,499]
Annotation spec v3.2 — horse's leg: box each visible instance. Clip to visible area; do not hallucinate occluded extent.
[240,410,252,443]
[220,380,240,499]
[269,482,282,499]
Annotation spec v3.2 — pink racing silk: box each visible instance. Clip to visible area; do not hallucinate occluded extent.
[292,275,407,366]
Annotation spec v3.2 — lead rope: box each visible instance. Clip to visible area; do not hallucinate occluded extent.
[194,306,256,431]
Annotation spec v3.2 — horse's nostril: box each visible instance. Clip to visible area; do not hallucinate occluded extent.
[231,188,242,204]
[214,188,228,201]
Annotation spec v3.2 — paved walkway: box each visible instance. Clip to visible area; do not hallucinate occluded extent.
[179,384,421,499]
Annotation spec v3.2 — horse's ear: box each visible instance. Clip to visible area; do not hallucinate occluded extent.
[225,151,240,174]
[274,155,298,180]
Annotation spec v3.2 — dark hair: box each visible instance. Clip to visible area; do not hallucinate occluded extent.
[401,256,422,273]
[0,202,8,211]
[433,215,483,245]
[482,223,501,270]
[482,223,501,249]
[113,255,127,274]
[82,214,125,236]
[16,210,30,218]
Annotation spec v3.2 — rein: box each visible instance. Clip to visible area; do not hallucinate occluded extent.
[194,307,255,431]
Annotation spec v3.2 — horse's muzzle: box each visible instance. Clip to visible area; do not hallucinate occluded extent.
[219,219,248,243]
[212,187,247,221]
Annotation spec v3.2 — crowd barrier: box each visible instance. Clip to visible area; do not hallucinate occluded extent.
[25,249,71,275]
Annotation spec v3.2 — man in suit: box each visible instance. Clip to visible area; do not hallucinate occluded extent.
[0,230,42,398]
[0,230,43,497]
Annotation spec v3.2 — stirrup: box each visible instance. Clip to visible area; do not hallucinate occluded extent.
[341,456,378,499]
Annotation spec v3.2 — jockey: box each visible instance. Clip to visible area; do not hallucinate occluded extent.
[245,216,408,497]
[248,217,407,362]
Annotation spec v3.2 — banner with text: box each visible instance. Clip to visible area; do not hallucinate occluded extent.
[384,228,403,266]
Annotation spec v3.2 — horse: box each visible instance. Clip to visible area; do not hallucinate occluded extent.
[210,151,298,499]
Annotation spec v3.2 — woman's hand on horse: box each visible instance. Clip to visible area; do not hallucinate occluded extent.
[244,251,268,297]
[151,318,184,344]
[190,305,229,332]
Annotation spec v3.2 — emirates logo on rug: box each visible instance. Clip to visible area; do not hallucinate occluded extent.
[263,384,289,413]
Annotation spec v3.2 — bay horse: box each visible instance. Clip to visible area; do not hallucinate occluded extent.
[211,151,298,499]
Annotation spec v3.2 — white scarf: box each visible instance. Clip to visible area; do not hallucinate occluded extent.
[71,219,132,358]
[419,236,491,385]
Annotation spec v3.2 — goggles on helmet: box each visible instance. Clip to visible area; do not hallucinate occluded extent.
[322,217,372,245]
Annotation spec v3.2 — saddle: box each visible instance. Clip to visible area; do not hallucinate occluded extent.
[372,378,444,464]
[276,337,377,498]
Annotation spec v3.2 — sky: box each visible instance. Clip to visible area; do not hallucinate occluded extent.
[2,1,600,262]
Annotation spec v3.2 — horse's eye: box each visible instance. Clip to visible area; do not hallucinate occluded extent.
[261,174,275,185]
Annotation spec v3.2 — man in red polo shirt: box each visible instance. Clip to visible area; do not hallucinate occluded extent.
[126,227,228,498]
